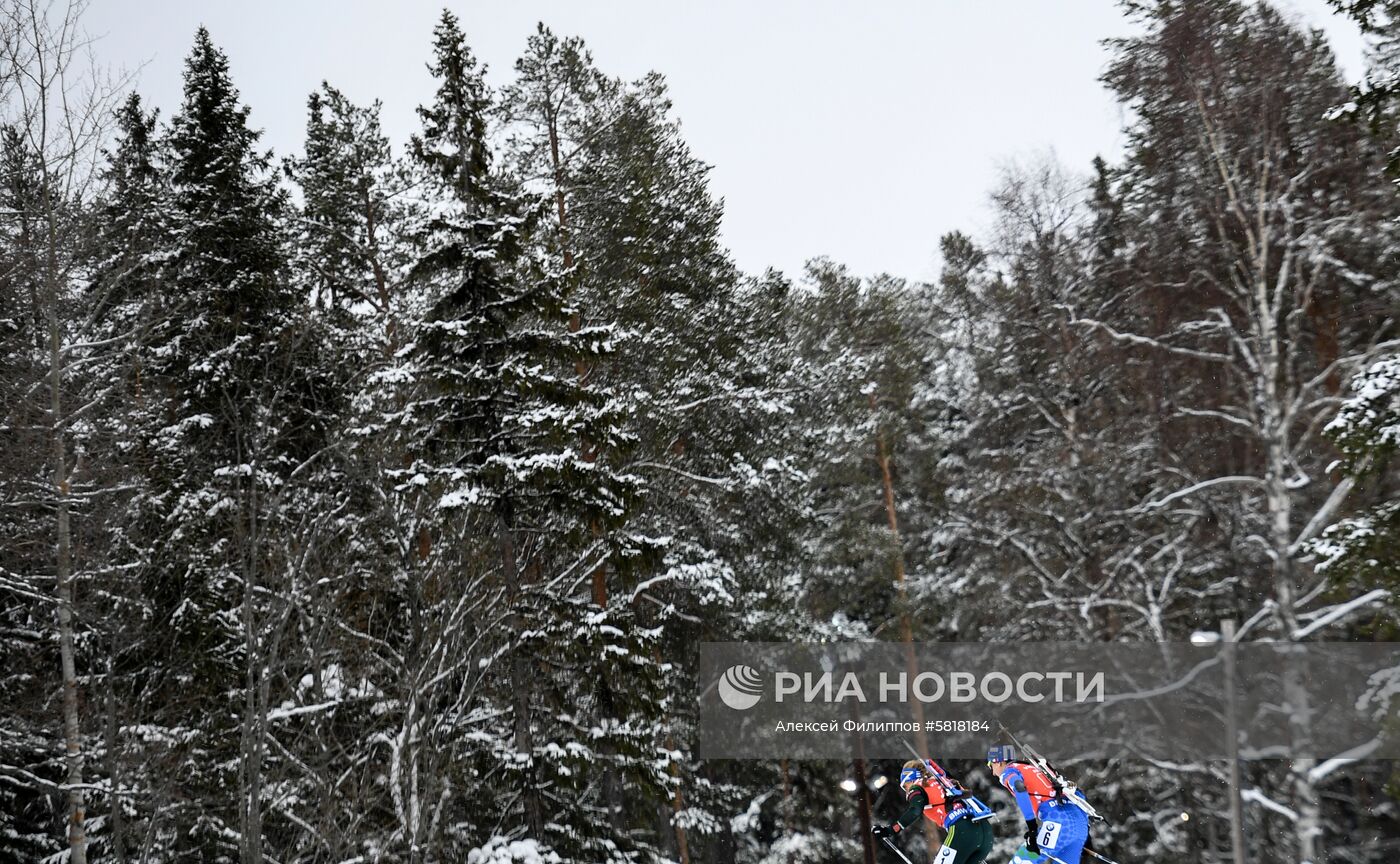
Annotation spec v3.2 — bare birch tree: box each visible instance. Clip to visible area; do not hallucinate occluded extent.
[1083,8,1400,856]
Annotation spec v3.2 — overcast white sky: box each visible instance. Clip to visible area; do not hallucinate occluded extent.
[85,1,1367,283]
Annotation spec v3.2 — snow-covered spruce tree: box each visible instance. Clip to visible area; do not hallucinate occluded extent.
[89,28,342,861]
[381,13,669,862]
[1311,358,1400,627]
[89,94,166,321]
[78,90,176,863]
[502,29,827,863]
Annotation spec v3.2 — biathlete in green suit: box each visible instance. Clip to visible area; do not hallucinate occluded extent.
[872,758,997,864]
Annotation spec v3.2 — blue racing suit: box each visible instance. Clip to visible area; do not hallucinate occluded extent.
[995,763,1092,864]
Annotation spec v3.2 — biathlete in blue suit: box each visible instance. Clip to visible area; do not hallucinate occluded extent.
[987,745,1095,864]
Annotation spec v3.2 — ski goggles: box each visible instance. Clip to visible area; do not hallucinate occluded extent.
[899,767,922,786]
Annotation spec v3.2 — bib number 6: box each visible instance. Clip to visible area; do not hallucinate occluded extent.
[1037,820,1063,850]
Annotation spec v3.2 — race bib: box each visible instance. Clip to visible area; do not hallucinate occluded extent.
[1037,820,1063,849]
[933,845,957,864]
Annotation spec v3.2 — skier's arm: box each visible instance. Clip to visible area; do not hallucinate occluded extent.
[890,786,929,833]
[1000,768,1037,821]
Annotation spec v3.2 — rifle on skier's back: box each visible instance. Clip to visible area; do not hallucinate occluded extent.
[996,724,1103,822]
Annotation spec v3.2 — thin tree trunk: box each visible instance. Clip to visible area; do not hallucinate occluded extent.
[500,505,543,836]
[239,472,265,864]
[105,659,127,864]
[362,183,396,352]
[870,397,930,759]
[1268,459,1322,862]
[52,326,87,864]
[780,758,790,836]
[1255,262,1321,864]
[45,161,88,864]
[670,750,691,864]
[1270,449,1321,863]
[848,700,876,864]
[544,108,608,610]
[0,6,126,854]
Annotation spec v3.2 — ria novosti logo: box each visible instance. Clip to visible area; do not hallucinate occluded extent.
[713,661,1107,711]
[718,664,764,710]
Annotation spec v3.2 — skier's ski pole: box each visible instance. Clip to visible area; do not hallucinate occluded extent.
[880,835,916,864]
[1021,843,1115,864]
[1018,844,1107,864]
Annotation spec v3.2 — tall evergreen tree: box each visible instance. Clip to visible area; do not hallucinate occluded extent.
[504,36,831,863]
[95,27,335,861]
[382,13,671,862]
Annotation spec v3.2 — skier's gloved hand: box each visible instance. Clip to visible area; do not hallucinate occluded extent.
[871,824,894,838]
[1024,820,1041,854]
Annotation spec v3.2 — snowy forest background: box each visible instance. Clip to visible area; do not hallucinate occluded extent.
[3,0,1400,862]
